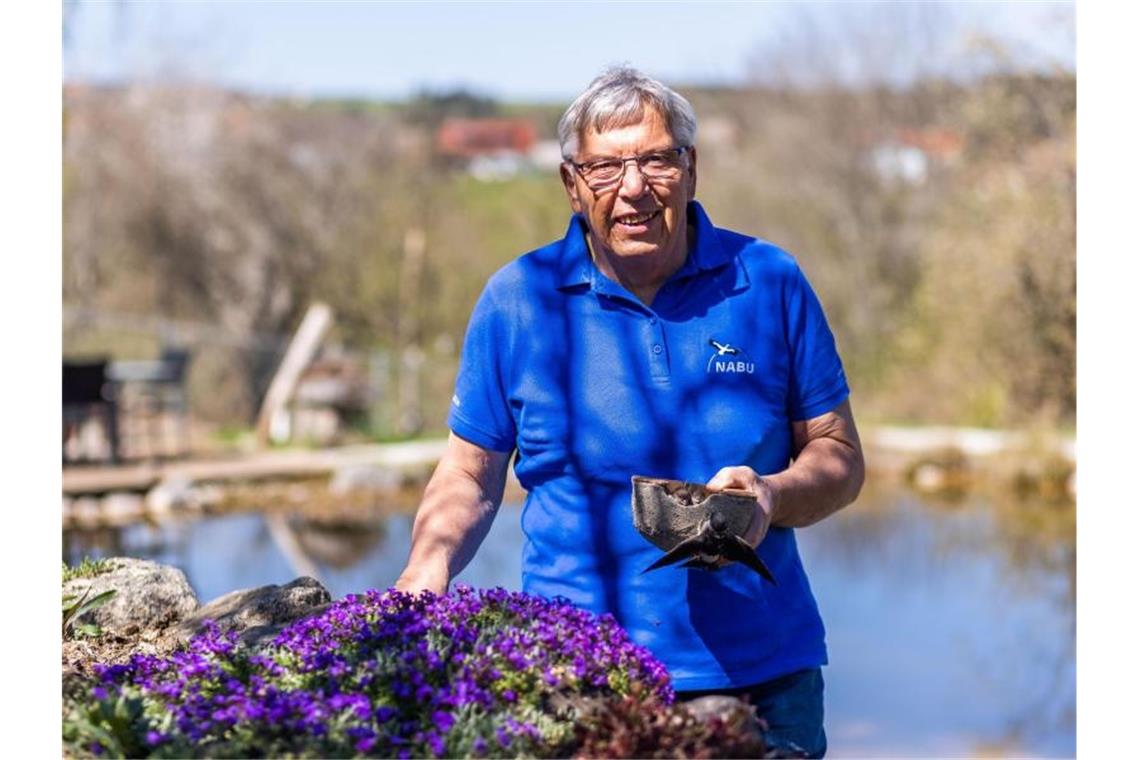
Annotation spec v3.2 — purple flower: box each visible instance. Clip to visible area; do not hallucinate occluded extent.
[432,710,455,733]
[76,585,674,756]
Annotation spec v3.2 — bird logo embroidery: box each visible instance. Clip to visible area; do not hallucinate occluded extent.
[706,338,755,374]
[709,339,740,355]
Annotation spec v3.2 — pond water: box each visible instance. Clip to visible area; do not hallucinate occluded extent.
[65,484,1075,758]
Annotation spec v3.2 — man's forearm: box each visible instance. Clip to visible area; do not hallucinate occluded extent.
[765,435,864,528]
[395,436,510,594]
[704,401,864,545]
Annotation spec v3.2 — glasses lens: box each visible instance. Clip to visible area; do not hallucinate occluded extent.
[584,159,623,184]
[639,151,681,177]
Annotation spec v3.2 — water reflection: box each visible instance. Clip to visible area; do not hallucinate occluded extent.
[796,485,1074,757]
[291,518,387,569]
[63,483,1074,757]
[64,507,522,602]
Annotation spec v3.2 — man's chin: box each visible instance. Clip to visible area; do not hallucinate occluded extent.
[606,239,664,260]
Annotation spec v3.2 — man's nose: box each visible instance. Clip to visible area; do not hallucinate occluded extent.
[617,158,650,198]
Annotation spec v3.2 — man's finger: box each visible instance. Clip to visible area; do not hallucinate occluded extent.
[706,466,751,491]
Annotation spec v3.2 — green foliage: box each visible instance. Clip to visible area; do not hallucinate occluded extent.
[63,557,114,583]
[209,425,253,446]
[63,585,117,639]
[63,692,152,759]
[406,87,500,128]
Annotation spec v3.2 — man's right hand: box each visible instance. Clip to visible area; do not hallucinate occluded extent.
[393,564,450,596]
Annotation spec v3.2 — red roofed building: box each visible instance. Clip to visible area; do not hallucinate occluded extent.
[894,127,963,161]
[436,118,538,158]
[870,126,964,185]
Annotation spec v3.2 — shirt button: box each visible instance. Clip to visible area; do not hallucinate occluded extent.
[652,344,663,354]
[649,317,658,325]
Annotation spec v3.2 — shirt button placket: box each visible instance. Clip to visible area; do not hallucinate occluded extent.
[648,315,669,380]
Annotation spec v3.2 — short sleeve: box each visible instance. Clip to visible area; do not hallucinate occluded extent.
[447,282,518,452]
[784,265,850,421]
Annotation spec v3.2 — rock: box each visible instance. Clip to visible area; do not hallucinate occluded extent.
[682,695,765,743]
[72,497,102,527]
[910,463,948,492]
[63,557,199,636]
[175,576,332,647]
[145,475,199,516]
[102,493,145,526]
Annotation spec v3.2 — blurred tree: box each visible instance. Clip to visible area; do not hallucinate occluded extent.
[886,70,1075,426]
[725,3,1074,426]
[63,83,567,430]
[405,87,500,129]
[732,2,956,393]
[63,86,396,418]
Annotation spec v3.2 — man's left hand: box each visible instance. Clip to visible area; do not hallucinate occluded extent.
[706,466,779,549]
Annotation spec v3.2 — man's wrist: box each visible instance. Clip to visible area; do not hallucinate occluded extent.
[757,475,781,523]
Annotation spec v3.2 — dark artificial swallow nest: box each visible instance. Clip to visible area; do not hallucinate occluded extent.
[631,476,775,583]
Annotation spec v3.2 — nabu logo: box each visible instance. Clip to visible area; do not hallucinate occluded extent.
[706,339,755,374]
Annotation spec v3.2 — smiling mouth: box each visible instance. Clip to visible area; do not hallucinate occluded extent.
[614,210,660,228]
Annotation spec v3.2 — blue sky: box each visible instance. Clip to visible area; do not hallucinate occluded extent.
[63,1,1075,102]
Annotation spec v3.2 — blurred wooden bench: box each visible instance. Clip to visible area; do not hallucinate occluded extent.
[108,347,192,460]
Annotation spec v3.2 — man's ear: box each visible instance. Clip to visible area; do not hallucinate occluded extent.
[560,163,584,214]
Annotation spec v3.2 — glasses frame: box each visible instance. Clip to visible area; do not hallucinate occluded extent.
[567,145,691,190]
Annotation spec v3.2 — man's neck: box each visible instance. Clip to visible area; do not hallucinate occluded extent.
[587,224,694,307]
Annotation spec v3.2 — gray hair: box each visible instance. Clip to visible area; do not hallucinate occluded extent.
[557,65,697,160]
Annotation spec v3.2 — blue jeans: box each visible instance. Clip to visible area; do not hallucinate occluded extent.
[675,667,827,758]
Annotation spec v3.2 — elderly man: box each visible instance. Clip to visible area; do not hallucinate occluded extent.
[396,66,863,758]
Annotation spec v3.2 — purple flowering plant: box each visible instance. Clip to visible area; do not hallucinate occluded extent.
[64,585,673,758]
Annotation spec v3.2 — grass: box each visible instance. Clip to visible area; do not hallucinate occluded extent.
[63,557,115,584]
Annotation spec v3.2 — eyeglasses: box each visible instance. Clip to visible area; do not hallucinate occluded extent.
[568,146,690,190]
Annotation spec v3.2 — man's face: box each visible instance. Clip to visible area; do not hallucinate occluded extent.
[560,109,697,266]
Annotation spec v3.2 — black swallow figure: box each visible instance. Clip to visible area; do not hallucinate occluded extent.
[642,510,776,584]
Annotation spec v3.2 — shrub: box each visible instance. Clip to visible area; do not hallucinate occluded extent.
[64,586,675,758]
[569,690,768,759]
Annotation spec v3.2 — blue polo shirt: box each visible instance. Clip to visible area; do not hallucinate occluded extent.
[448,201,849,690]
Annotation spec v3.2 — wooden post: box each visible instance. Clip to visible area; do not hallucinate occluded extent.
[255,303,333,447]
[395,228,426,435]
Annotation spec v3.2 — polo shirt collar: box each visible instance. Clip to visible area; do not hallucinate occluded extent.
[555,200,734,292]
[555,214,593,289]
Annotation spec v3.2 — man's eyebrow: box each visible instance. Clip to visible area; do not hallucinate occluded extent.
[579,146,676,161]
